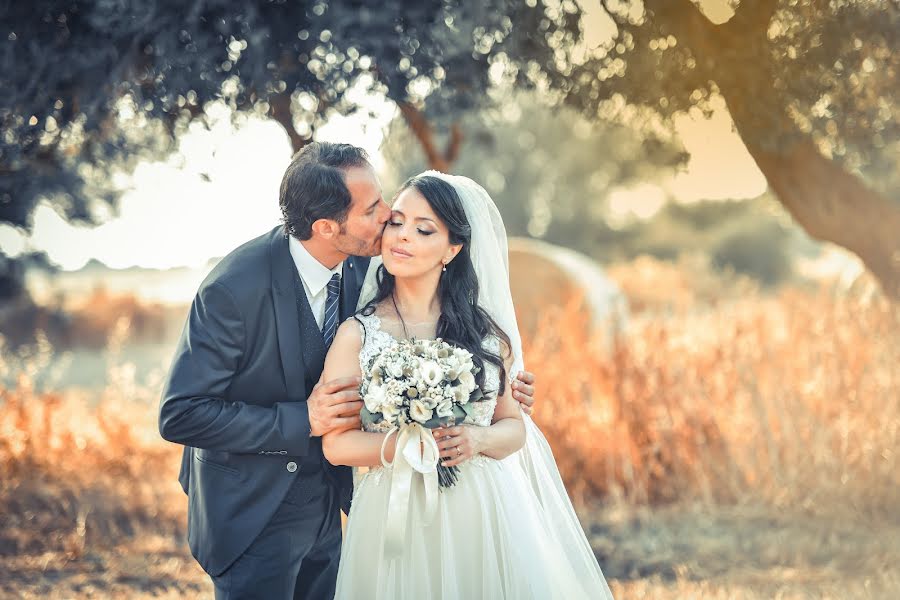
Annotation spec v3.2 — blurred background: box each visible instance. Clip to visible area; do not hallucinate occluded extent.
[1,1,898,598]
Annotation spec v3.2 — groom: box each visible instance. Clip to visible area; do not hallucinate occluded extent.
[159,141,536,599]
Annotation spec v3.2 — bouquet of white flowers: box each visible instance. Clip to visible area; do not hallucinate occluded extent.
[361,337,484,487]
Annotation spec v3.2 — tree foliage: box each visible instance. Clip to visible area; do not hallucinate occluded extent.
[565,0,899,296]
[0,0,581,230]
[0,0,586,301]
[1,0,897,298]
[380,91,686,247]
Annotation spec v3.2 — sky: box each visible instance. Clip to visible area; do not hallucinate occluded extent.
[0,93,398,272]
[0,0,769,273]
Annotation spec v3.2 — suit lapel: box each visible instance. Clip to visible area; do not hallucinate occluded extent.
[340,256,371,321]
[270,231,313,400]
[272,237,371,398]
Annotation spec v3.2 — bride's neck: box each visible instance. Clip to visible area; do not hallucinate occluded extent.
[391,273,441,323]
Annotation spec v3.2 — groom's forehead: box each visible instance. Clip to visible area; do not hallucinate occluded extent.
[342,165,382,199]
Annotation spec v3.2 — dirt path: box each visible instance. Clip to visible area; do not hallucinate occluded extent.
[2,505,898,599]
[0,535,210,599]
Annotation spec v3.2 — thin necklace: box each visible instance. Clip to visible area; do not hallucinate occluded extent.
[389,292,411,339]
[390,292,437,340]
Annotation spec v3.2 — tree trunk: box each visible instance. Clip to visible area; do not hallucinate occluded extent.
[647,0,900,298]
[269,91,309,154]
[737,117,900,299]
[398,102,463,172]
[717,54,900,300]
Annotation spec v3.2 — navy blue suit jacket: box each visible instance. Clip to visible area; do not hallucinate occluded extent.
[159,226,370,576]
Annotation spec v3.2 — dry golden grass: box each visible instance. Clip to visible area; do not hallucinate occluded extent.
[604,253,762,314]
[529,284,900,516]
[1,266,899,597]
[0,328,185,560]
[0,285,185,351]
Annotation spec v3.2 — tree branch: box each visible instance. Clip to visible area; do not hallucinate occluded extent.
[749,137,900,299]
[444,123,464,168]
[398,102,459,171]
[269,91,308,154]
[642,0,718,48]
[727,0,780,38]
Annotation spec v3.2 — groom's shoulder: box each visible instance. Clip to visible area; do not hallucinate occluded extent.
[199,226,280,295]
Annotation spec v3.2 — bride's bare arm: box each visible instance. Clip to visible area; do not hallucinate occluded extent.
[321,319,397,467]
[435,343,525,466]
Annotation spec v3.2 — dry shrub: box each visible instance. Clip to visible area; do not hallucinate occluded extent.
[0,287,186,350]
[0,333,184,558]
[1,269,898,567]
[528,285,900,517]
[66,287,183,347]
[606,253,760,314]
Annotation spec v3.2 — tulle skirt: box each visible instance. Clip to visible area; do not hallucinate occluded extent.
[334,446,613,599]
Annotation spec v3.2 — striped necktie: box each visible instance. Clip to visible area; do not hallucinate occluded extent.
[322,272,341,349]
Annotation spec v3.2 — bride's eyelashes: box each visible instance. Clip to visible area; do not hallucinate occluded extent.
[387,221,435,236]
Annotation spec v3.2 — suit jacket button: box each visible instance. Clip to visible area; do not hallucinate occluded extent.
[286,461,298,473]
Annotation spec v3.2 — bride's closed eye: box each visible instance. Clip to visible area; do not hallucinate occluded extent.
[387,221,434,236]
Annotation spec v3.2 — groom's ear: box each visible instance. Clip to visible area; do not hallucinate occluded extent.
[311,218,339,239]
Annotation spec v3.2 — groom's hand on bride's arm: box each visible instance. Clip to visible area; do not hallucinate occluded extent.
[308,377,363,437]
[512,371,536,415]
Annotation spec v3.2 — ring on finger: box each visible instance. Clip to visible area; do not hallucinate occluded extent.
[456,446,462,457]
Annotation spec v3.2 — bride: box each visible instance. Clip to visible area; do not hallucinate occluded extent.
[321,172,614,599]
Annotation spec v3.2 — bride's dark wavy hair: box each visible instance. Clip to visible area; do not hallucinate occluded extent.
[359,175,511,396]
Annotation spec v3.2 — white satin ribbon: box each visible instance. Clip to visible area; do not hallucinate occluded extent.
[379,422,440,559]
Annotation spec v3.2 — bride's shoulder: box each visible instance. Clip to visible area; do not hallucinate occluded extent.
[332,316,365,349]
[344,304,389,345]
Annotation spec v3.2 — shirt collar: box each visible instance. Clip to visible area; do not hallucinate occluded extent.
[288,236,343,297]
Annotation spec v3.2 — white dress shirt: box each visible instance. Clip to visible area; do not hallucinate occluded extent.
[288,236,343,330]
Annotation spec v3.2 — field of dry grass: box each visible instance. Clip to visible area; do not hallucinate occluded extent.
[1,257,898,598]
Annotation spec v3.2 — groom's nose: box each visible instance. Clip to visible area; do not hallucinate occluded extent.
[378,201,391,223]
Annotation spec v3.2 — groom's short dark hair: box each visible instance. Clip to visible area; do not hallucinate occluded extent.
[279,142,371,240]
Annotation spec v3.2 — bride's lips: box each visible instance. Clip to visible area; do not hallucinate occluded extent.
[390,247,413,259]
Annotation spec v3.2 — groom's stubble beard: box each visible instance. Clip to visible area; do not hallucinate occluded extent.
[334,222,383,258]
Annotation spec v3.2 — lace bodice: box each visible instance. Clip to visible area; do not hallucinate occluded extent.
[354,312,501,430]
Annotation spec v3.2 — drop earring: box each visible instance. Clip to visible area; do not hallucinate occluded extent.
[442,261,448,272]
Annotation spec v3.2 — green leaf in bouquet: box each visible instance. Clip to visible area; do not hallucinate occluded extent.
[468,386,484,404]
[360,407,384,429]
[422,404,467,429]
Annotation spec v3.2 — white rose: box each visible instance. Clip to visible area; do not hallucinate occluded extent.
[421,392,440,410]
[452,386,469,405]
[459,358,474,375]
[388,362,404,379]
[381,400,400,424]
[410,399,433,424]
[436,397,454,418]
[458,370,476,393]
[364,384,387,413]
[446,356,462,373]
[420,361,443,387]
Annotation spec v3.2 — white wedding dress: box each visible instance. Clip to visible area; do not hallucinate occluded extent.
[332,313,614,599]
